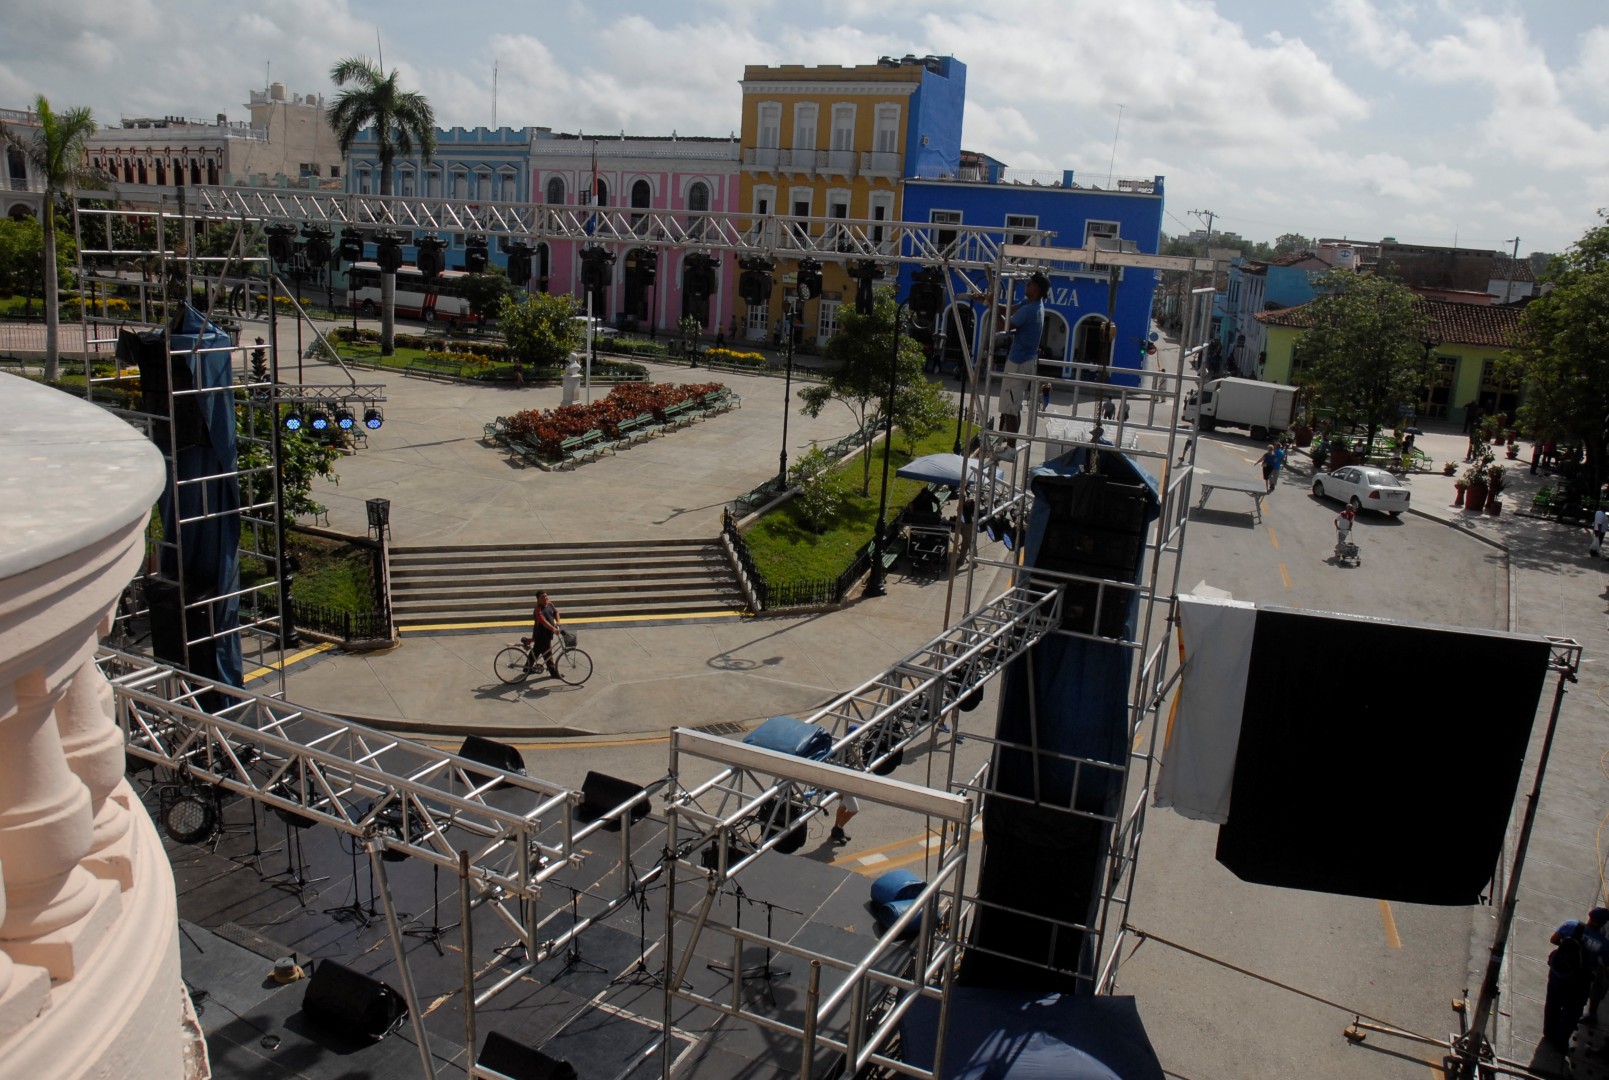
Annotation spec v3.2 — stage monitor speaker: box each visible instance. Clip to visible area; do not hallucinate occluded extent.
[575,771,649,829]
[301,958,407,1042]
[477,1031,578,1080]
[458,734,526,789]
[757,796,807,854]
[145,578,220,679]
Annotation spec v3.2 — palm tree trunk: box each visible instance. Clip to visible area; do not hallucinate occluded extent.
[42,198,60,383]
[379,163,396,356]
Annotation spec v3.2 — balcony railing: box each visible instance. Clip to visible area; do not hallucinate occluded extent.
[859,150,900,176]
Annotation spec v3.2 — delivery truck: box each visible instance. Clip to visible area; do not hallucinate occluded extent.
[1182,377,1300,440]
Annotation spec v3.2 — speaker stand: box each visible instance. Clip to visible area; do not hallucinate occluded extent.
[226,797,283,876]
[323,836,376,927]
[555,885,605,978]
[402,862,460,957]
[706,885,791,994]
[265,819,327,906]
[610,882,673,990]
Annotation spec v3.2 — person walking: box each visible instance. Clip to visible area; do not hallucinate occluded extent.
[1260,445,1279,492]
[528,590,563,678]
[830,793,859,844]
[1270,442,1287,491]
[1591,508,1608,558]
[1543,907,1609,1052]
[1334,505,1356,549]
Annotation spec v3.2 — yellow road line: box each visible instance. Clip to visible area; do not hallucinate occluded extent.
[1378,899,1402,949]
[846,826,983,875]
[243,642,334,683]
[399,610,749,634]
[1267,527,1279,550]
[1278,561,1292,590]
[843,827,946,863]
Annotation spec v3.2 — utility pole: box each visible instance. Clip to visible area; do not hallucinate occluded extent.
[1188,209,1218,252]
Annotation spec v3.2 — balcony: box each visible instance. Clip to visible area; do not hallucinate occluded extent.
[859,150,900,178]
[0,379,196,1078]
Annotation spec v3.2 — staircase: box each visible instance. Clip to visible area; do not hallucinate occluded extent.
[387,538,748,627]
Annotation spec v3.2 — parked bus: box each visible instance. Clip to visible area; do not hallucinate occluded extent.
[347,263,477,327]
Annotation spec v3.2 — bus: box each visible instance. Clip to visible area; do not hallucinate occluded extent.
[346,263,478,327]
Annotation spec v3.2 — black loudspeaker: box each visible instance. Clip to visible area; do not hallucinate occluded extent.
[575,771,649,829]
[457,735,526,789]
[757,796,807,854]
[121,328,209,451]
[301,958,408,1041]
[1026,474,1149,639]
[477,1031,578,1080]
[145,578,219,679]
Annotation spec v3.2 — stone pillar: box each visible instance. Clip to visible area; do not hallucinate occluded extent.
[0,858,51,1046]
[56,625,137,889]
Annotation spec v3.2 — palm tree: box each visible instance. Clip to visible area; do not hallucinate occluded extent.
[327,56,436,357]
[0,95,99,383]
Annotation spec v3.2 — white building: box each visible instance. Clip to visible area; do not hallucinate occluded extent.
[1,107,47,222]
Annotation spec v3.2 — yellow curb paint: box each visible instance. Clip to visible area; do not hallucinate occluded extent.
[1378,899,1402,949]
[243,642,334,683]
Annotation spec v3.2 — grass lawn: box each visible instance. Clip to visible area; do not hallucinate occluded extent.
[241,531,376,611]
[745,422,976,586]
[335,341,503,378]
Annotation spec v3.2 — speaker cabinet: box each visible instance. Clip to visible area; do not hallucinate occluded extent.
[575,771,649,829]
[477,1031,579,1080]
[457,735,526,789]
[1027,474,1149,639]
[301,959,407,1041]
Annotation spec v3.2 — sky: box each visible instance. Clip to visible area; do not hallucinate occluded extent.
[1,0,1605,256]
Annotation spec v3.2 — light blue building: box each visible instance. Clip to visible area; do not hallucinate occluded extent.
[1218,251,1328,378]
[899,161,1165,387]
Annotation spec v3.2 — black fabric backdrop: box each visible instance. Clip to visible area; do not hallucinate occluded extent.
[1215,608,1552,905]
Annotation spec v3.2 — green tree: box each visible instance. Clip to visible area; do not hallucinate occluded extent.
[1292,271,1432,454]
[799,288,928,495]
[237,410,343,529]
[0,96,101,382]
[458,271,509,322]
[1274,232,1312,255]
[499,291,582,367]
[787,446,840,532]
[327,56,436,357]
[1502,212,1609,494]
[0,216,74,312]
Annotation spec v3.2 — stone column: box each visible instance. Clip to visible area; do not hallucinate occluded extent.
[0,857,51,1046]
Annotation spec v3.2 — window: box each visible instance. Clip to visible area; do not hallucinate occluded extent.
[545,175,565,204]
[757,104,781,148]
[592,178,609,206]
[868,192,894,249]
[686,179,710,238]
[746,300,767,335]
[631,179,651,208]
[792,103,818,149]
[818,299,841,342]
[399,170,415,197]
[451,171,465,198]
[1005,214,1037,247]
[874,105,900,154]
[930,209,962,252]
[752,184,775,217]
[790,191,812,243]
[1084,220,1119,247]
[831,105,855,151]
[475,171,491,201]
[329,165,340,179]
[826,190,850,248]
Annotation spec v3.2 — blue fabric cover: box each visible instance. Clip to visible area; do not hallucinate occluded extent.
[871,869,926,937]
[899,989,1163,1080]
[742,715,833,761]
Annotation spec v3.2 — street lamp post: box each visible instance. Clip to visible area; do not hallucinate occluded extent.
[778,296,797,486]
[865,301,905,599]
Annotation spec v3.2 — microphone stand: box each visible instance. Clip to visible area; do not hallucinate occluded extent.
[555,884,605,977]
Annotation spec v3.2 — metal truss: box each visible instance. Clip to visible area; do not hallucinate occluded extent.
[185,184,1044,270]
[661,729,975,1080]
[272,383,387,406]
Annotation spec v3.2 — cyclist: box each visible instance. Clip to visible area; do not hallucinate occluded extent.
[529,591,562,677]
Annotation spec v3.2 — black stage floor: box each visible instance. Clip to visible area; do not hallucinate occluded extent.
[149,774,901,1080]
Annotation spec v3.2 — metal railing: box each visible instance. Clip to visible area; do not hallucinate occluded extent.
[289,600,389,642]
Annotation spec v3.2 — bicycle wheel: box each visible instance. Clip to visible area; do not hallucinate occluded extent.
[554,647,593,686]
[495,646,532,684]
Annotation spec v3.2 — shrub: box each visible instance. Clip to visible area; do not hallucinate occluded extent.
[506,381,727,457]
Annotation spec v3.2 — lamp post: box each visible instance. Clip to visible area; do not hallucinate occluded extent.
[864,300,905,599]
[778,257,822,485]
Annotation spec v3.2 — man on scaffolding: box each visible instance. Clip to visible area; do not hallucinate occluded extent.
[971,271,1048,461]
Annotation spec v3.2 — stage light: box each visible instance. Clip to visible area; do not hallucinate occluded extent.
[284,410,304,432]
[464,235,489,273]
[795,256,823,301]
[159,786,218,845]
[335,406,355,430]
[302,224,333,268]
[309,407,330,431]
[374,230,404,274]
[363,407,383,430]
[415,235,447,278]
[338,228,366,264]
[265,223,298,266]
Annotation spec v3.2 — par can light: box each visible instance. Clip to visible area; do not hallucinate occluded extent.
[363,407,384,430]
[335,406,355,430]
[284,411,304,432]
[309,407,330,432]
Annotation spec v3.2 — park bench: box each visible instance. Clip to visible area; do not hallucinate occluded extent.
[663,400,702,430]
[483,416,510,444]
[614,414,660,448]
[508,437,545,466]
[560,429,612,469]
[703,388,740,414]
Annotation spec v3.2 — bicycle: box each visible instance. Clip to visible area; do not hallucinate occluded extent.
[495,631,593,687]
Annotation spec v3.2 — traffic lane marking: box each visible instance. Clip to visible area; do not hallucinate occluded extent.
[1378,899,1402,949]
[1279,561,1292,590]
[1268,526,1279,550]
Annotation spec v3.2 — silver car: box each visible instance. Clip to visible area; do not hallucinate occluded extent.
[1311,465,1410,517]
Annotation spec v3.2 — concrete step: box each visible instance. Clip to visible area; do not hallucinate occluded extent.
[391,538,709,557]
[389,553,726,575]
[395,579,735,602]
[392,592,746,624]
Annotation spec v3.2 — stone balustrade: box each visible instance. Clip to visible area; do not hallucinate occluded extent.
[0,377,198,1078]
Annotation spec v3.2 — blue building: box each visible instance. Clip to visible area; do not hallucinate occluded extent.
[1218,250,1328,378]
[899,163,1165,387]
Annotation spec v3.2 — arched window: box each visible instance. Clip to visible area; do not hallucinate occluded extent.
[6,146,27,186]
[545,176,565,205]
[190,159,201,185]
[593,179,608,207]
[686,180,710,239]
[631,179,651,209]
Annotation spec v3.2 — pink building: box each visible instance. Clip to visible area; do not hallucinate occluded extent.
[531,133,741,337]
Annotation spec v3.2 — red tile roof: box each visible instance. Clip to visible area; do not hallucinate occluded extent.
[1254,296,1522,347]
[1269,251,1326,268]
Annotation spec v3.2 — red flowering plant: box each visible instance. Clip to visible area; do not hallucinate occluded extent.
[503,382,728,459]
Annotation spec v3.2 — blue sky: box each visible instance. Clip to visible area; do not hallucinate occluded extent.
[1,0,1604,255]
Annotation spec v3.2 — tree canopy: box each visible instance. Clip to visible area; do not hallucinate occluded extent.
[0,95,100,382]
[1292,271,1432,449]
[0,216,74,309]
[799,288,939,494]
[1503,211,1609,493]
[327,57,436,357]
[499,291,582,367]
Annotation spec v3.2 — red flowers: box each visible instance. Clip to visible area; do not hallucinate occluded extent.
[505,382,727,457]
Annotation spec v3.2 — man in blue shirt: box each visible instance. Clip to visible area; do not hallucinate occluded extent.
[1544,907,1609,1051]
[991,271,1048,456]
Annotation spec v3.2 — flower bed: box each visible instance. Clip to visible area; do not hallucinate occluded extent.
[506,381,727,458]
[703,347,768,369]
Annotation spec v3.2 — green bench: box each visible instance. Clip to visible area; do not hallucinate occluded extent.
[615,412,663,448]
[663,400,703,429]
[561,429,612,468]
[703,388,740,414]
[509,437,545,466]
[483,416,510,444]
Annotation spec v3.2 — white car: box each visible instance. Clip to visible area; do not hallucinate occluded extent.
[570,316,619,340]
[1311,466,1410,517]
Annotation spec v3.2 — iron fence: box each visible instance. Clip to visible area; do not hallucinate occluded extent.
[290,599,390,642]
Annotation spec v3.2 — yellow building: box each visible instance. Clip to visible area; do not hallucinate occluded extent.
[736,56,967,346]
